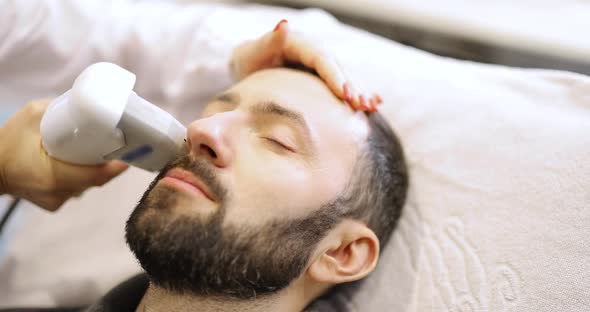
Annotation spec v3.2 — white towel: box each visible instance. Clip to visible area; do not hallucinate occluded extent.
[306,24,590,312]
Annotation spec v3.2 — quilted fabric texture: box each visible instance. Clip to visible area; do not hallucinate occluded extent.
[305,24,590,312]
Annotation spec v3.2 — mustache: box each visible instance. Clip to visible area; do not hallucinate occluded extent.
[159,154,227,202]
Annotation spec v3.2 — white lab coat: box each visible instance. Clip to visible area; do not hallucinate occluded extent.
[0,0,336,307]
[0,0,336,124]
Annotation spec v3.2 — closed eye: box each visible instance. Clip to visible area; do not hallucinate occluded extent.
[263,137,295,153]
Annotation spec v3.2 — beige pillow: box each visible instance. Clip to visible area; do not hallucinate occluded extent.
[306,24,590,312]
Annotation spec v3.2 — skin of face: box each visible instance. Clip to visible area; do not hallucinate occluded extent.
[176,68,370,228]
[125,68,376,302]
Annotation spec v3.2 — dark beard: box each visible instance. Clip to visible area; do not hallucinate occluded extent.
[125,155,345,299]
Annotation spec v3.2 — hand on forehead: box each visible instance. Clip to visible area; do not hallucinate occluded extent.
[194,68,371,203]
[203,68,370,150]
[189,68,372,224]
[231,19,383,112]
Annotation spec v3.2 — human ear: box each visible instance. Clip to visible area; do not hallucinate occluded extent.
[307,219,379,284]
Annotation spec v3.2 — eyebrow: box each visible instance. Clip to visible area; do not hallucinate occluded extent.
[212,92,239,107]
[212,92,314,154]
[213,92,310,132]
[250,101,308,130]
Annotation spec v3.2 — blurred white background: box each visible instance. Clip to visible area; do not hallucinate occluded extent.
[2,0,589,125]
[253,0,590,74]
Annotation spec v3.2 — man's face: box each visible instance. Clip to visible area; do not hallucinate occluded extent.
[126,68,370,298]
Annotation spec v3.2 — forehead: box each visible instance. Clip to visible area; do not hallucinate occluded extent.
[217,68,370,150]
[208,68,370,191]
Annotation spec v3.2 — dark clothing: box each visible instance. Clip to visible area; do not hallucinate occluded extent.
[1,274,148,312]
[1,274,353,312]
[84,274,148,312]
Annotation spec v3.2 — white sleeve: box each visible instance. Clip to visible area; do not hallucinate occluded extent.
[0,0,338,119]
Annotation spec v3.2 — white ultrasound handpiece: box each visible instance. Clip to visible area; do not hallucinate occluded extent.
[40,62,186,172]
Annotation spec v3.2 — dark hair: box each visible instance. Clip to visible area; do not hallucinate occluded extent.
[283,63,408,247]
[340,112,408,248]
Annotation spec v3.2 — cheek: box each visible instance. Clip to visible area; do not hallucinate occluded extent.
[225,143,318,225]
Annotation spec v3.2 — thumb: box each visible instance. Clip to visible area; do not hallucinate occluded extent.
[49,158,129,190]
[231,20,289,80]
[94,160,130,186]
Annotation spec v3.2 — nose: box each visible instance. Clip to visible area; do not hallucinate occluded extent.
[186,114,235,168]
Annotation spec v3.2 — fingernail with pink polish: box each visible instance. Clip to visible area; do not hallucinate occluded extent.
[343,82,353,103]
[374,94,383,104]
[273,19,288,32]
[359,95,369,110]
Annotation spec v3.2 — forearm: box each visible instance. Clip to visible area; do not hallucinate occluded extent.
[0,0,337,113]
[0,0,218,98]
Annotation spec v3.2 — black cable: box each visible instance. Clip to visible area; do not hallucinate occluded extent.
[0,197,20,235]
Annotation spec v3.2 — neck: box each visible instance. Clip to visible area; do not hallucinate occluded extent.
[136,279,320,312]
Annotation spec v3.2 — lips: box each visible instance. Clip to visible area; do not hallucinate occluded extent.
[163,168,215,201]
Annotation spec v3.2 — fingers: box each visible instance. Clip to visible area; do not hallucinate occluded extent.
[343,83,382,112]
[50,158,129,191]
[349,84,383,112]
[80,160,129,187]
[273,19,288,32]
[281,35,352,105]
[22,188,79,212]
[101,160,130,183]
[33,192,73,212]
[232,19,384,113]
[356,94,382,112]
[26,99,53,124]
[279,24,381,113]
[338,79,382,112]
[286,42,348,101]
[313,56,350,104]
[3,98,129,212]
[33,160,128,212]
[231,20,289,80]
